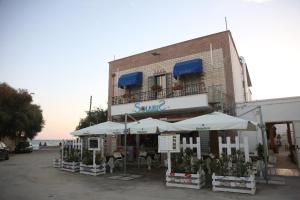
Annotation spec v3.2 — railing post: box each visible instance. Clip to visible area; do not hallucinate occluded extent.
[196,137,201,159]
[226,137,231,155]
[112,82,208,105]
[235,136,240,151]
[182,137,187,151]
[218,137,223,156]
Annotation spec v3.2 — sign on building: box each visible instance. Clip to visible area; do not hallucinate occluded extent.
[111,94,208,116]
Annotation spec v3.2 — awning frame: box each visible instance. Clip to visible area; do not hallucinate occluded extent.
[118,72,143,89]
[173,58,203,79]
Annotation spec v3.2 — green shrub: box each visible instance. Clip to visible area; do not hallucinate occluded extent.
[210,151,253,177]
[82,149,103,165]
[256,143,264,160]
[171,148,204,174]
[64,147,81,162]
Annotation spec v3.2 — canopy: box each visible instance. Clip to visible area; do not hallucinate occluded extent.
[173,58,203,79]
[118,72,143,89]
[128,117,182,134]
[71,121,125,136]
[174,112,257,131]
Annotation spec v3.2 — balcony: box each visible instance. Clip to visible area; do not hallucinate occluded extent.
[112,83,206,105]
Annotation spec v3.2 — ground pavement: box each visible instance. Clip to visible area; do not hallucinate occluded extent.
[0,149,300,200]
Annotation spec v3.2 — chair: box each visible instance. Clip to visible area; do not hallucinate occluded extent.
[113,152,124,169]
[138,151,148,169]
[152,153,161,168]
[107,157,114,173]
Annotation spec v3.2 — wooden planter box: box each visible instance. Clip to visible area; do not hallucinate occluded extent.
[61,161,80,172]
[79,163,106,176]
[166,171,205,189]
[212,173,256,195]
[53,158,61,168]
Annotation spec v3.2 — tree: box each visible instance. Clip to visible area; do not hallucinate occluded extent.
[0,83,45,139]
[76,108,107,130]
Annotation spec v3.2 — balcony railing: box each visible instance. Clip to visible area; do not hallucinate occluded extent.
[112,83,206,105]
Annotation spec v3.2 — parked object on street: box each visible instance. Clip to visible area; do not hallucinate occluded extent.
[166,171,205,189]
[80,163,106,176]
[53,158,61,168]
[160,136,206,189]
[0,142,9,160]
[212,173,256,195]
[79,138,106,176]
[15,141,33,153]
[62,161,80,172]
[61,139,81,172]
[211,138,256,194]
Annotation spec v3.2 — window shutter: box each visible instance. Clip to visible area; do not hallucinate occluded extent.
[148,76,155,91]
[166,73,173,97]
[148,76,156,100]
[166,73,172,89]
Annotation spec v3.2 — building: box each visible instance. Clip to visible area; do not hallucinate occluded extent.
[236,96,300,171]
[106,30,252,156]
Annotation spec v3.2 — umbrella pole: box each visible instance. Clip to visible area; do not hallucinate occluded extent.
[237,106,269,183]
[124,113,128,174]
[258,106,268,184]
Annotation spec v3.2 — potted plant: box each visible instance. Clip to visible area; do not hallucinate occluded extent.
[256,143,264,160]
[61,147,81,172]
[122,93,129,98]
[53,157,62,168]
[80,150,106,176]
[166,148,206,189]
[172,84,183,91]
[53,146,62,168]
[211,151,256,194]
[151,85,162,92]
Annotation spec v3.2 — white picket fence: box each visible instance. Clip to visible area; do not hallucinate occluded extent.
[61,139,82,173]
[215,136,256,194]
[218,136,249,162]
[62,139,82,152]
[166,136,205,189]
[181,137,201,159]
[62,139,83,158]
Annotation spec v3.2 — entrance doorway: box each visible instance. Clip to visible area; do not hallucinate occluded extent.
[265,122,299,176]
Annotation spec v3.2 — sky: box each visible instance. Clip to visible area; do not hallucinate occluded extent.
[0,0,300,139]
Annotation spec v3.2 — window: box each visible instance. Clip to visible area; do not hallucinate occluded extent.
[148,73,172,99]
[155,74,166,89]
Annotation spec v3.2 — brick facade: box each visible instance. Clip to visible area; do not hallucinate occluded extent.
[108,31,245,120]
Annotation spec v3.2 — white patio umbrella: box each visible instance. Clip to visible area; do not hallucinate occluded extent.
[174,112,257,131]
[71,121,125,136]
[128,117,182,134]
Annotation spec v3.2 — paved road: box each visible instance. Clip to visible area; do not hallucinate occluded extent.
[1,149,300,200]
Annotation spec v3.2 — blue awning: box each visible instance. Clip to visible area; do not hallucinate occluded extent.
[118,72,143,89]
[173,59,203,79]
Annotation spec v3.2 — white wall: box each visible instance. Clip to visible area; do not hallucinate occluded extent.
[228,36,245,103]
[236,96,300,152]
[237,97,300,122]
[240,57,252,101]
